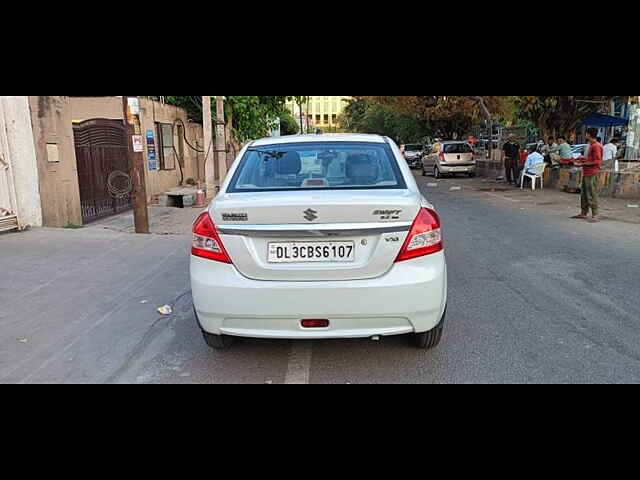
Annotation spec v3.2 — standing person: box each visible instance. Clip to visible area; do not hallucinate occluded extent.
[572,128,603,223]
[502,135,520,185]
[516,144,530,182]
[604,137,619,171]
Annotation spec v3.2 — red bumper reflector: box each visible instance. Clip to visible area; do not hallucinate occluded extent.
[301,319,330,328]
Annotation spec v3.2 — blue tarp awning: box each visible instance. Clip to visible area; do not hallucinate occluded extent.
[581,112,628,127]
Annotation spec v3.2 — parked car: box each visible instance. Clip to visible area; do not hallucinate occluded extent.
[422,141,476,178]
[191,134,448,350]
[403,144,425,169]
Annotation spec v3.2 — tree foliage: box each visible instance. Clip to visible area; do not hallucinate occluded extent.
[513,96,623,138]
[358,96,510,139]
[163,96,291,143]
[280,111,300,136]
[291,96,311,134]
[339,98,431,144]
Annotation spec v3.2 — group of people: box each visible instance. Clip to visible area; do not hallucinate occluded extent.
[502,129,605,223]
[502,135,553,186]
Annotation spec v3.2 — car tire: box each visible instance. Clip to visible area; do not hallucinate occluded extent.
[413,308,446,349]
[422,167,427,176]
[202,331,235,350]
[468,172,476,178]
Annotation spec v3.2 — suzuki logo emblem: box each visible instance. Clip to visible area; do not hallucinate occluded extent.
[303,208,318,222]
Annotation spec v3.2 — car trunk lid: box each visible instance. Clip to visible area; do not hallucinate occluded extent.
[211,190,420,281]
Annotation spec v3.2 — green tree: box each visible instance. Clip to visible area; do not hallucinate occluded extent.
[163,96,291,143]
[513,96,625,139]
[360,96,509,140]
[292,96,310,134]
[280,111,300,136]
[340,98,431,144]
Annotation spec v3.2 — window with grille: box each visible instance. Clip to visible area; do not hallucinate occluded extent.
[156,123,175,170]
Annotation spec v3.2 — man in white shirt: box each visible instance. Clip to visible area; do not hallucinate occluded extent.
[519,145,545,186]
[604,138,619,171]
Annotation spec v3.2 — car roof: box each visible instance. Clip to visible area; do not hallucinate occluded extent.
[251,133,386,147]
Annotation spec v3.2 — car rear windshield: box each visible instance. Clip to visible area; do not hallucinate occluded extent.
[227,142,406,193]
[405,144,423,151]
[443,143,472,154]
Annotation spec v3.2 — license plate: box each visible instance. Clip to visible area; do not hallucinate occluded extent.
[268,241,355,263]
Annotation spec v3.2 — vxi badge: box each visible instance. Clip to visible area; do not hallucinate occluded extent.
[373,209,402,220]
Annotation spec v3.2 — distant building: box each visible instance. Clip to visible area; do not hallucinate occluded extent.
[286,96,351,130]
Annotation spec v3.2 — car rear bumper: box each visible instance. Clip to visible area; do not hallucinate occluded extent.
[440,164,476,173]
[191,252,447,339]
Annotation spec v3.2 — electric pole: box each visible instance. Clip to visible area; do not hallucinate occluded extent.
[202,96,215,197]
[122,96,149,234]
[215,96,227,184]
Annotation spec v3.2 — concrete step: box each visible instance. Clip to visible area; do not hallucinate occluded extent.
[0,214,18,232]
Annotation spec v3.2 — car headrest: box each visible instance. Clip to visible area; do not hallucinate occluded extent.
[345,154,378,184]
[277,151,301,175]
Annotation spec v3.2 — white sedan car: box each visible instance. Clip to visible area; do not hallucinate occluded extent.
[190,134,447,350]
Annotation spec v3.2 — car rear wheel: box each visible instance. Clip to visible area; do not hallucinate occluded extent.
[422,166,427,176]
[413,308,446,349]
[202,331,235,350]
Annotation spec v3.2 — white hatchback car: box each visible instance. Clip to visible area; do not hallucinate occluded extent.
[190,134,447,350]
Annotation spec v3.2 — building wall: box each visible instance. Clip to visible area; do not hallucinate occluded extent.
[0,96,43,228]
[70,96,123,121]
[287,96,351,128]
[28,96,82,227]
[70,96,204,203]
[138,98,203,202]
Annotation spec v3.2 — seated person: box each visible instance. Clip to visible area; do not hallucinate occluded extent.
[556,136,574,161]
[519,145,545,185]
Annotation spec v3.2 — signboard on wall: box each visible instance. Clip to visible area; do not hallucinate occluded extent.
[146,129,158,171]
[128,98,140,115]
[132,135,144,153]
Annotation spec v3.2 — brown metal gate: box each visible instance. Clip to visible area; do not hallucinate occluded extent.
[73,119,132,223]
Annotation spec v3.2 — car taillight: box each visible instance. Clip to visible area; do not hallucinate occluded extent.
[439,152,445,163]
[192,212,232,263]
[395,208,443,262]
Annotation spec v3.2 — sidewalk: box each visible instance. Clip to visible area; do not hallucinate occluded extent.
[420,173,640,225]
[88,205,204,235]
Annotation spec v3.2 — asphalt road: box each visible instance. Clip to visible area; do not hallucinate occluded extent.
[2,173,639,383]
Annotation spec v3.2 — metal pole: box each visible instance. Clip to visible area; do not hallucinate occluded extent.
[202,96,215,197]
[215,96,227,186]
[122,96,149,234]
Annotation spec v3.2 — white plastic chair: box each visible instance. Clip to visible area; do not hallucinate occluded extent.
[520,163,546,191]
